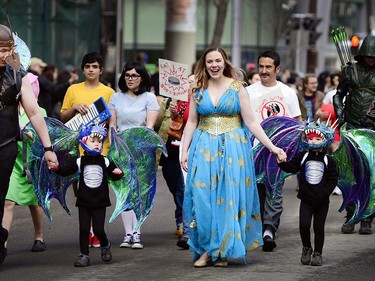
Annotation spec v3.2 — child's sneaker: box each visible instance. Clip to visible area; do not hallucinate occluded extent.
[300,247,313,265]
[120,234,133,248]
[74,254,90,267]
[92,235,100,248]
[132,232,143,249]
[101,241,112,262]
[310,252,323,266]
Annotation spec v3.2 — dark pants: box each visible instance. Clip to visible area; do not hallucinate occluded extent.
[78,207,108,255]
[257,184,266,232]
[299,201,329,254]
[0,142,18,237]
[257,183,283,235]
[161,156,185,226]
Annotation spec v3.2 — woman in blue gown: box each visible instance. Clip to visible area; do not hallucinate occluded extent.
[181,47,286,267]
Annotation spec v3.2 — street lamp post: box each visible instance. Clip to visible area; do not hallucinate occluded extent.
[290,14,309,74]
[290,13,321,74]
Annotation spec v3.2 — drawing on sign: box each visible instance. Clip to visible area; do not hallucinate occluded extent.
[261,101,287,119]
[251,88,292,123]
[159,58,189,101]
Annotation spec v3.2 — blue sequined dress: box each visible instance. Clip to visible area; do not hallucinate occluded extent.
[184,81,263,263]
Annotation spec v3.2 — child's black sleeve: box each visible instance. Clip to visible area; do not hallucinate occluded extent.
[277,151,305,174]
[323,156,339,197]
[106,160,124,181]
[54,156,79,176]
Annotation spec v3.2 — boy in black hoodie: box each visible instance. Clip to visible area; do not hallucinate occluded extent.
[277,120,338,266]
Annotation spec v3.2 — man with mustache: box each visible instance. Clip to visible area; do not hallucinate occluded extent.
[246,50,301,252]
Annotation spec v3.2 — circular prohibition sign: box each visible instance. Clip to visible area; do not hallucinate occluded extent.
[260,100,287,120]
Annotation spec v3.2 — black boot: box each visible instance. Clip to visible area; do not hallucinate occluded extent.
[341,210,355,234]
[359,217,373,235]
[0,228,9,266]
[341,222,355,234]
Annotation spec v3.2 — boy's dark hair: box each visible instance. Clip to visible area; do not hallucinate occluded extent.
[118,61,151,95]
[81,52,103,70]
[258,50,280,68]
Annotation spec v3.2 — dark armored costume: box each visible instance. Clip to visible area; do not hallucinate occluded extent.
[0,25,25,266]
[333,35,375,234]
[334,35,375,129]
[0,68,24,218]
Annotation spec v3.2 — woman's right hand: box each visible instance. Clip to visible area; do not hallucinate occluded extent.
[271,146,287,163]
[169,102,178,116]
[180,152,188,172]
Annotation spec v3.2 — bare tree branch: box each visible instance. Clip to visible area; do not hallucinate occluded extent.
[211,0,230,46]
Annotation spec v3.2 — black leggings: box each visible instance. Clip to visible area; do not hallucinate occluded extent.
[78,207,108,255]
[0,142,18,236]
[299,201,329,254]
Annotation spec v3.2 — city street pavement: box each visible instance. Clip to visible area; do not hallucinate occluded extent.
[1,170,375,281]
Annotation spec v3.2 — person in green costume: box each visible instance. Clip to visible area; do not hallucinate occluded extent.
[333,34,375,235]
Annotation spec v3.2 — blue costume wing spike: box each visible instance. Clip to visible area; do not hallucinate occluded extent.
[107,128,138,223]
[24,117,80,221]
[117,127,167,231]
[333,126,374,223]
[253,116,305,201]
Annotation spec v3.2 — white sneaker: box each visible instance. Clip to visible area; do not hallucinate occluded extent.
[120,234,133,248]
[332,186,342,195]
[132,232,143,249]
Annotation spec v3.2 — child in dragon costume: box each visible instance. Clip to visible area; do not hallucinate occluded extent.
[276,120,338,266]
[23,117,167,267]
[253,115,375,265]
[51,124,124,267]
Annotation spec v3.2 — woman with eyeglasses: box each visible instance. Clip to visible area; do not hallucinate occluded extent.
[108,61,159,250]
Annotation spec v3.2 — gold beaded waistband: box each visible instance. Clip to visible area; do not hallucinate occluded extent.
[198,114,241,136]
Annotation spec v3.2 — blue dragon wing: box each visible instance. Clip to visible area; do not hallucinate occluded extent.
[24,117,80,221]
[107,128,138,223]
[116,127,167,231]
[253,116,305,201]
[333,126,375,223]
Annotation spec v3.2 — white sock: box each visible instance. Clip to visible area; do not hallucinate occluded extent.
[121,210,135,235]
[263,229,273,239]
[90,227,94,235]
